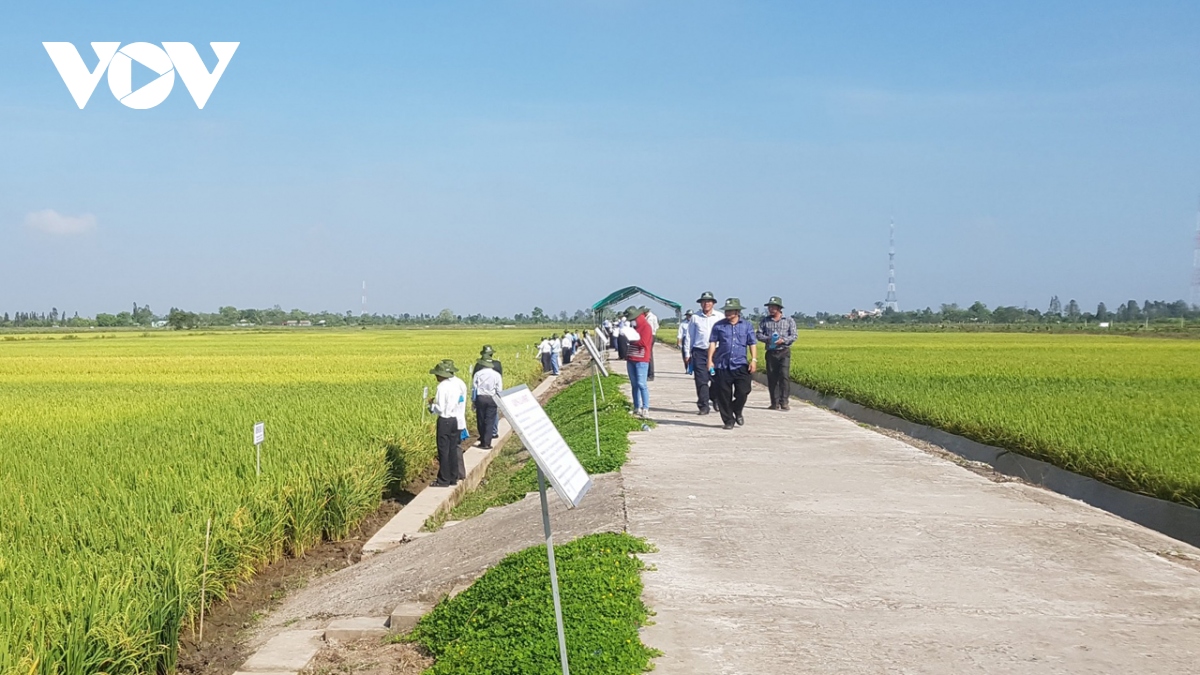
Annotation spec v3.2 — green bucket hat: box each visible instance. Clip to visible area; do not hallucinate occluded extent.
[696,291,716,303]
[480,345,495,356]
[430,361,455,378]
[475,358,495,370]
[721,298,744,312]
[623,305,644,320]
[765,296,784,309]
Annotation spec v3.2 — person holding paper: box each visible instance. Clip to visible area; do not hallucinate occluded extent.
[706,298,758,430]
[472,358,503,450]
[428,360,468,487]
[757,297,797,410]
[623,305,654,418]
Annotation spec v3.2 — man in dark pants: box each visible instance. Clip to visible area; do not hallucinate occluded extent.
[756,296,797,410]
[428,360,467,486]
[686,291,722,415]
[706,298,758,430]
[474,345,503,439]
[471,358,503,449]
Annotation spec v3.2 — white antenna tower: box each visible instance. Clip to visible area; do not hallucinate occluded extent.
[1192,198,1200,308]
[885,220,899,311]
[361,281,367,317]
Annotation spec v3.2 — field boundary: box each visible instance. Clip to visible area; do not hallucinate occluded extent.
[760,371,1200,549]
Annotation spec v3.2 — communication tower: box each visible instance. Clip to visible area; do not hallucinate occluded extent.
[885,221,899,312]
[1193,200,1200,308]
[361,281,367,317]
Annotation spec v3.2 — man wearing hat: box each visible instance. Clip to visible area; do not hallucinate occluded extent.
[686,291,722,414]
[471,358,503,450]
[473,345,504,439]
[757,297,798,410]
[428,360,468,487]
[676,309,694,372]
[706,298,758,430]
[623,305,654,417]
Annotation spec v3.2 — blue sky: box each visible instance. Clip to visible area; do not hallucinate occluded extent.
[2,1,1198,318]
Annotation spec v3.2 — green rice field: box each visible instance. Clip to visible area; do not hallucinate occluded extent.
[0,329,543,674]
[785,332,1200,508]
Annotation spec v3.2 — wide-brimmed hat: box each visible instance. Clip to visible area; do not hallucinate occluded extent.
[696,291,717,303]
[684,309,694,316]
[480,345,494,356]
[623,305,644,319]
[765,296,784,309]
[475,358,495,370]
[430,361,455,378]
[721,298,744,312]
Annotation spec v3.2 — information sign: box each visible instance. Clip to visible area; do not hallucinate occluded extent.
[253,422,264,445]
[495,384,592,507]
[581,334,608,377]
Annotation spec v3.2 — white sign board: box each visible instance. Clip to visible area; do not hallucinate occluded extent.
[495,384,592,507]
[253,422,264,445]
[581,334,609,377]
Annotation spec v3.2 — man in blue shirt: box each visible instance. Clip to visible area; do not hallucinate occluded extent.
[706,298,758,430]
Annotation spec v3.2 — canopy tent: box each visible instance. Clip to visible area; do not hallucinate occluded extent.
[591,286,683,324]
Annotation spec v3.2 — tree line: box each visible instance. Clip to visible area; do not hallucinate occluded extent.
[796,297,1200,326]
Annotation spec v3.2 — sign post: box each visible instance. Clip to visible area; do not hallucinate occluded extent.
[581,335,610,456]
[495,384,592,675]
[253,422,265,476]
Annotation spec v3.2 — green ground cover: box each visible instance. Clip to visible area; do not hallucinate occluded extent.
[409,532,659,675]
[0,330,543,674]
[783,332,1200,506]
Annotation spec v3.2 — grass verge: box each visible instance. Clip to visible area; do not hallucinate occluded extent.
[426,374,644,530]
[406,532,660,674]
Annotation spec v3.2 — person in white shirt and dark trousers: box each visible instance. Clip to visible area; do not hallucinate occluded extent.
[550,334,562,375]
[561,332,574,365]
[686,291,723,415]
[472,358,503,449]
[428,360,468,487]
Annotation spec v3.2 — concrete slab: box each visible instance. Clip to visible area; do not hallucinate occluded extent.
[389,601,433,633]
[325,616,389,642]
[239,630,324,672]
[625,361,1200,675]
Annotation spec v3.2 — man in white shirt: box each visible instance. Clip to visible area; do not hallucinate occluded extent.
[687,291,723,415]
[550,334,563,375]
[538,337,552,373]
[428,360,468,486]
[471,358,503,450]
[561,331,575,365]
[677,309,694,371]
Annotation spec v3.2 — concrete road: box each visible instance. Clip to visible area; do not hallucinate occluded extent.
[624,363,1200,674]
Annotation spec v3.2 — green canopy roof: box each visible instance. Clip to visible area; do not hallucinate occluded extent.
[592,286,682,319]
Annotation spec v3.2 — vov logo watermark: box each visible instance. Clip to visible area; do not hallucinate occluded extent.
[43,42,239,109]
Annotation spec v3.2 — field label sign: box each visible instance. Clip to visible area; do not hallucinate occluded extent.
[496,384,592,507]
[253,422,264,445]
[582,332,609,377]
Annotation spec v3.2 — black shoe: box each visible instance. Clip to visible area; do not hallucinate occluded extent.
[736,415,745,426]
[698,408,710,416]
[431,480,457,488]
[722,422,734,430]
[480,445,493,450]
[780,404,790,411]
[768,404,779,411]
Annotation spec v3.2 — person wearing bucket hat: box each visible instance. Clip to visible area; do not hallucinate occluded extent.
[549,333,563,375]
[706,298,758,430]
[686,291,722,414]
[757,297,797,410]
[622,305,654,417]
[677,309,694,371]
[537,336,553,373]
[471,358,503,450]
[473,345,504,439]
[428,359,468,486]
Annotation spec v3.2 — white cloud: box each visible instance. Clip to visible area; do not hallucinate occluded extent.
[24,209,96,235]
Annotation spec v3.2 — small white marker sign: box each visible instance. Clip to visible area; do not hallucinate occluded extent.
[253,422,264,445]
[495,384,592,507]
[581,334,609,377]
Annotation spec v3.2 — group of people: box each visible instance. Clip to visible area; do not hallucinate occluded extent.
[536,331,583,375]
[673,292,797,430]
[426,344,505,488]
[427,292,798,485]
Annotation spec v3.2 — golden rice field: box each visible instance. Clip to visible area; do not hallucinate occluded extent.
[0,329,544,674]
[786,332,1200,508]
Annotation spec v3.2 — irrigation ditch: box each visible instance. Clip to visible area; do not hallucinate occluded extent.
[749,370,1200,550]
